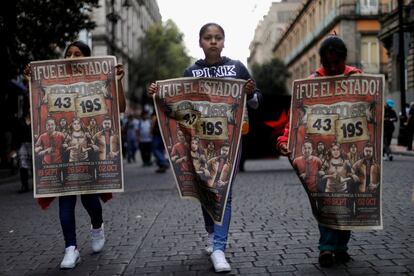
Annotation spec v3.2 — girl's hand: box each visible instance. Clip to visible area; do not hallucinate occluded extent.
[244,79,256,95]
[148,83,158,96]
[115,64,125,80]
[279,143,291,156]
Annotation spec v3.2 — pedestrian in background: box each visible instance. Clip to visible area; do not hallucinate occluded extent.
[406,102,414,151]
[25,40,126,269]
[383,99,398,161]
[125,114,139,163]
[137,110,153,166]
[277,35,362,268]
[150,112,169,173]
[148,22,260,273]
[11,106,32,193]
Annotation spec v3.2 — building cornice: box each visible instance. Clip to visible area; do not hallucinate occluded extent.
[277,13,380,67]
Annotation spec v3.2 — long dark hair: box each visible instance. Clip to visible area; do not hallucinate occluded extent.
[64,41,91,57]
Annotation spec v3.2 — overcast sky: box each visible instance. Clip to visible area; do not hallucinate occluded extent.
[156,0,278,65]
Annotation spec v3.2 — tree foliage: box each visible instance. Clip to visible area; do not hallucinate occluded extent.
[1,0,99,80]
[251,58,290,96]
[130,19,191,104]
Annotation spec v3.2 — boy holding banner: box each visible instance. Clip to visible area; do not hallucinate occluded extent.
[277,35,364,267]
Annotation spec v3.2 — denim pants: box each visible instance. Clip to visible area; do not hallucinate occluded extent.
[127,138,137,162]
[152,135,168,167]
[318,224,351,252]
[59,194,103,248]
[200,147,241,252]
[202,193,232,252]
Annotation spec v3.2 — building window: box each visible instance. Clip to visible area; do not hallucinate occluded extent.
[361,35,380,73]
[360,0,379,15]
[309,54,317,74]
[302,61,308,78]
[308,9,315,33]
[303,19,308,37]
[277,10,294,23]
[326,0,331,13]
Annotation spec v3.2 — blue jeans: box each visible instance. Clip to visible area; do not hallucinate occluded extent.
[202,193,232,252]
[318,224,351,252]
[152,135,168,167]
[200,148,240,252]
[127,138,137,162]
[59,194,103,248]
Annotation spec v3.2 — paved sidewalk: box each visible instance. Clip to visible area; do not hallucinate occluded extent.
[0,152,414,275]
[390,138,414,157]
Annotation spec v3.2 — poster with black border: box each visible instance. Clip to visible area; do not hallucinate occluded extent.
[288,74,384,230]
[153,77,246,225]
[29,56,124,198]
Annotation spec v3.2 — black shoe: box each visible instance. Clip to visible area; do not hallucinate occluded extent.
[319,251,334,267]
[334,251,351,263]
[388,155,393,161]
[155,167,166,173]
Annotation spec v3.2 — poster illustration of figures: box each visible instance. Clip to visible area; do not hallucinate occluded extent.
[153,77,246,224]
[288,74,384,230]
[29,56,124,198]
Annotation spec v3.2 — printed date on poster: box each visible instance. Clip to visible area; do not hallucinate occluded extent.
[306,114,369,143]
[75,94,107,117]
[307,114,338,135]
[47,93,107,117]
[335,117,369,143]
[176,110,201,128]
[48,94,77,112]
[196,117,228,140]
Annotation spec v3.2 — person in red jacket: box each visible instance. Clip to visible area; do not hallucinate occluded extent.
[277,35,362,268]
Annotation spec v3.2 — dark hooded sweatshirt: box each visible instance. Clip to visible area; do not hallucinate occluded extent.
[183,56,260,105]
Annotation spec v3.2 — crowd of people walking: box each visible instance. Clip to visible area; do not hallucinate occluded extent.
[121,109,169,173]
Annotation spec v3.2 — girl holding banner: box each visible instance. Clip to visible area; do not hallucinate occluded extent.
[148,23,260,273]
[25,41,126,269]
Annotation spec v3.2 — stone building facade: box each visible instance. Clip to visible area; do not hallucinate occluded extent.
[379,0,414,113]
[248,0,301,67]
[272,0,388,91]
[86,0,162,97]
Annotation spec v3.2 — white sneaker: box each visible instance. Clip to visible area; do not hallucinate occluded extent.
[204,233,214,255]
[91,224,105,253]
[60,246,80,269]
[210,250,231,272]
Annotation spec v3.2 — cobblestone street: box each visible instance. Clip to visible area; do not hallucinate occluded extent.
[1,153,414,275]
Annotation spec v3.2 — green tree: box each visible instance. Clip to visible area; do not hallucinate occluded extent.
[130,19,191,104]
[251,58,290,96]
[1,0,99,80]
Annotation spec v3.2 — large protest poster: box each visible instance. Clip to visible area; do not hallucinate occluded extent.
[29,56,124,198]
[288,74,384,230]
[153,77,246,224]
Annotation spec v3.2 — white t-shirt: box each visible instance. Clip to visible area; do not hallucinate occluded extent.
[138,119,152,142]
